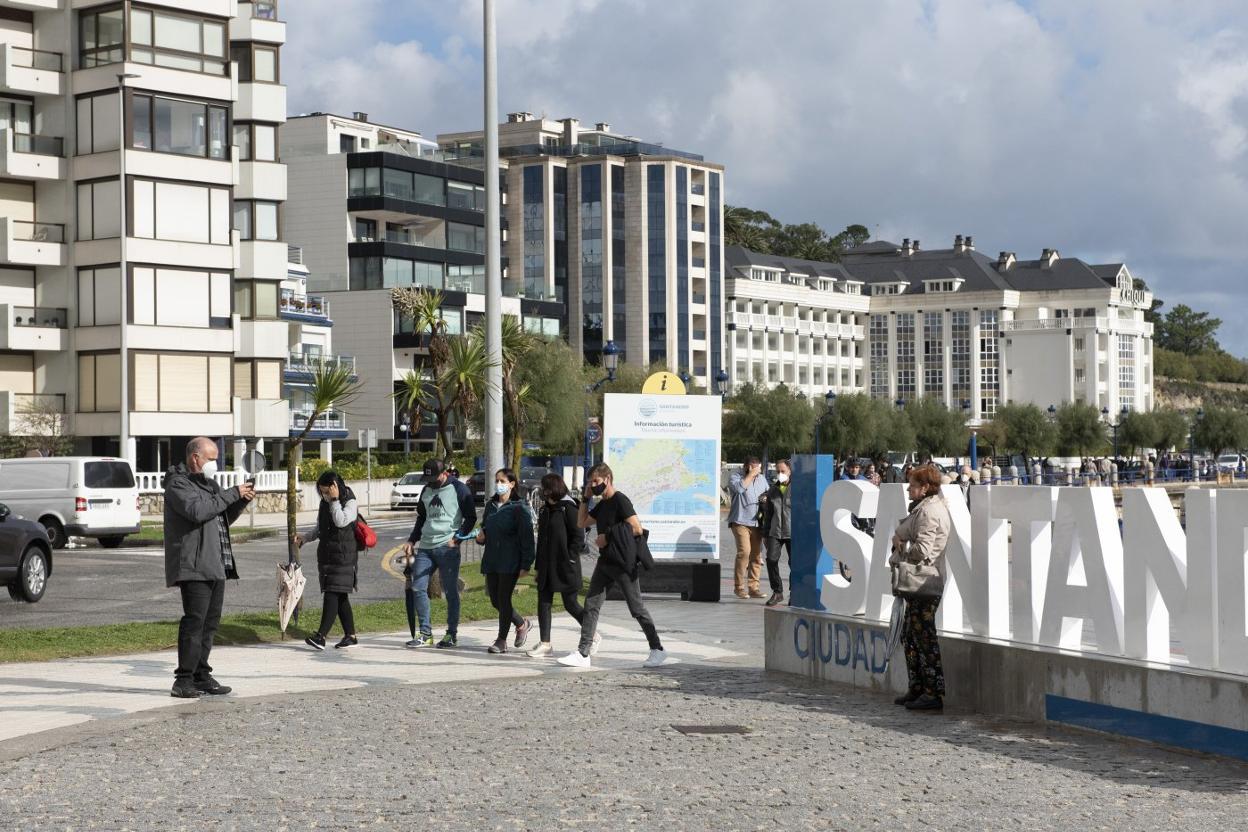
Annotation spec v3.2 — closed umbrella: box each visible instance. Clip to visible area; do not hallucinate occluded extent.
[276,561,307,633]
[881,595,906,673]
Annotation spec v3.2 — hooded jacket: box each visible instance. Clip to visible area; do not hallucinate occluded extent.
[535,495,584,594]
[162,463,248,587]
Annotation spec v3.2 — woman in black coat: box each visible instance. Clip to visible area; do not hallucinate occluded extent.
[295,470,361,650]
[526,473,593,658]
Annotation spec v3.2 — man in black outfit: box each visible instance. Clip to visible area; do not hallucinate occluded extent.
[163,437,254,698]
[557,463,668,669]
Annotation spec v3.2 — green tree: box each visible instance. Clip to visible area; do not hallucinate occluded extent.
[905,397,967,460]
[1117,411,1160,461]
[1054,402,1108,457]
[723,205,780,252]
[1156,303,1222,355]
[990,403,1056,463]
[494,315,537,470]
[391,287,455,455]
[513,337,589,455]
[771,222,835,261]
[1151,408,1190,453]
[975,419,1005,459]
[1193,406,1248,459]
[723,382,815,462]
[0,397,74,458]
[816,393,889,460]
[831,224,871,251]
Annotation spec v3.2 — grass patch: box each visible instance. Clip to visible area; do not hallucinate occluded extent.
[0,572,566,664]
[122,523,279,546]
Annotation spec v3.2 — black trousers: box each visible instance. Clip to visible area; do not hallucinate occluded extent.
[578,562,662,656]
[176,579,224,683]
[537,586,585,642]
[765,537,791,594]
[485,572,525,641]
[317,591,356,637]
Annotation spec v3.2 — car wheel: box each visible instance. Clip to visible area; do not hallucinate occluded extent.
[40,517,66,550]
[98,536,126,549]
[6,585,20,602]
[18,547,48,602]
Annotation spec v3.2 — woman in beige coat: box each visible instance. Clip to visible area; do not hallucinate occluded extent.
[890,464,951,711]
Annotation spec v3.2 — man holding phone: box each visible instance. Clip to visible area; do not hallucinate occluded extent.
[402,459,477,648]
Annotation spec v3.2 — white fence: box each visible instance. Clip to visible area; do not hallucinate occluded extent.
[136,469,291,494]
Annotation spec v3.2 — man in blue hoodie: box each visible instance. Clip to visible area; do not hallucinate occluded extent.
[402,458,477,648]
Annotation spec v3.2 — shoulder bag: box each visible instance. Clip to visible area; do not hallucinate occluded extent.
[890,541,943,598]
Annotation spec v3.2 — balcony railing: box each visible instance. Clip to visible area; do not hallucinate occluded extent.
[287,352,355,375]
[447,273,485,294]
[691,221,706,232]
[248,1,279,20]
[287,244,304,265]
[13,306,66,328]
[278,289,330,320]
[12,47,62,73]
[12,133,63,157]
[692,257,706,269]
[12,221,64,243]
[290,409,345,431]
[691,183,706,195]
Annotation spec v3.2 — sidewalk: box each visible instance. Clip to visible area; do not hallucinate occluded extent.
[0,596,763,750]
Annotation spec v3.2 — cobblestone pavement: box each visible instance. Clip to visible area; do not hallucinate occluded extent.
[2,664,1245,830]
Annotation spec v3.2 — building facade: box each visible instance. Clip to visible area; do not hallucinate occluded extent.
[438,114,726,388]
[0,0,289,470]
[726,236,1154,417]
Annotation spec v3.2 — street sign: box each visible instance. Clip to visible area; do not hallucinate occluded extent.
[587,422,603,444]
[641,371,687,395]
[244,450,266,474]
[358,429,378,449]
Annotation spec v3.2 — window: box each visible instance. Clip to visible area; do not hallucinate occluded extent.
[233,359,282,400]
[354,218,376,242]
[131,7,228,74]
[350,257,442,291]
[340,134,356,153]
[231,43,279,82]
[233,280,278,320]
[348,167,381,197]
[77,267,122,326]
[230,122,276,162]
[78,352,122,412]
[131,352,231,412]
[447,222,485,253]
[76,179,121,240]
[76,92,121,155]
[372,168,445,205]
[448,181,486,211]
[131,94,228,159]
[131,179,231,244]
[128,266,231,328]
[80,7,125,68]
[869,314,889,399]
[233,200,280,241]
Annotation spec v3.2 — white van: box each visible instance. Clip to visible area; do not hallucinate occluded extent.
[0,457,141,549]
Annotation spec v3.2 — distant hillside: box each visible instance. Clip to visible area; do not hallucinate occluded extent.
[1155,376,1248,411]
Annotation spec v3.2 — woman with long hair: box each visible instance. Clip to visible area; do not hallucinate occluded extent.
[526,473,594,658]
[295,470,361,649]
[476,467,535,653]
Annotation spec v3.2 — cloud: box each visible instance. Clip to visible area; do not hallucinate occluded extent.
[283,0,1248,354]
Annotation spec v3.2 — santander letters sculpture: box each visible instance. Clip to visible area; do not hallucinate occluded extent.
[809,480,1246,676]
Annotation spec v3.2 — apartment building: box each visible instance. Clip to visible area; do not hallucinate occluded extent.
[0,0,289,470]
[282,111,526,453]
[438,114,726,389]
[727,236,1154,417]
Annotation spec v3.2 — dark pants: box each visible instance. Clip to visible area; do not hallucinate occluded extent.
[577,562,661,656]
[485,572,525,641]
[765,537,791,594]
[538,587,585,642]
[317,591,355,637]
[902,597,945,698]
[176,579,224,684]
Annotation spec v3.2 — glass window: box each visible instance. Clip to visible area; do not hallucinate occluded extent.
[209,107,227,159]
[233,201,251,239]
[413,173,445,205]
[254,124,276,160]
[134,94,228,159]
[80,8,125,67]
[128,9,228,74]
[340,134,356,153]
[348,167,380,197]
[255,202,278,240]
[447,222,484,253]
[131,9,152,45]
[234,282,252,319]
[233,124,250,160]
[383,168,412,200]
[448,181,485,211]
[254,282,278,318]
[383,258,413,287]
[254,47,278,82]
[155,12,201,52]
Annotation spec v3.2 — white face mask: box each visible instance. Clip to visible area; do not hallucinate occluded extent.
[776,473,789,483]
[495,482,511,496]
[200,458,218,477]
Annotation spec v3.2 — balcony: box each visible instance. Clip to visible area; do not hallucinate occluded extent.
[289,408,348,439]
[231,2,286,43]
[0,219,65,266]
[0,0,61,9]
[0,44,63,96]
[692,257,706,269]
[691,183,706,196]
[0,304,67,351]
[234,396,289,439]
[285,352,356,382]
[278,288,331,324]
[0,391,65,436]
[691,221,706,233]
[0,129,64,180]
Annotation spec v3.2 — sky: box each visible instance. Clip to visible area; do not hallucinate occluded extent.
[283,0,1248,354]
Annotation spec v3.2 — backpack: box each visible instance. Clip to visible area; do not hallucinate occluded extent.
[354,516,378,549]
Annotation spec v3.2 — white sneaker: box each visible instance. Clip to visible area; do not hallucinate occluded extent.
[557,651,591,668]
[642,649,669,668]
[590,631,602,656]
[526,642,552,658]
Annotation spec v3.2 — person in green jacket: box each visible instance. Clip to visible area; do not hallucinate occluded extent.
[476,468,535,654]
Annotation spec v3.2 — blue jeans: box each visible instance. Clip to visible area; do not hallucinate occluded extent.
[411,545,461,637]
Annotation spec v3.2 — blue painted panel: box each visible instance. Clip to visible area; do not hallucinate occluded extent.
[789,454,836,610]
[1045,694,1248,762]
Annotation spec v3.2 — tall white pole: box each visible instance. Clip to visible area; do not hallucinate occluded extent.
[117,75,135,467]
[483,0,504,473]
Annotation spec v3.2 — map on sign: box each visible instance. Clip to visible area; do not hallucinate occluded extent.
[607,437,718,515]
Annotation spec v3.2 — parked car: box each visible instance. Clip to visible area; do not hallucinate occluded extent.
[466,470,487,505]
[0,457,140,549]
[1217,454,1243,473]
[0,503,53,602]
[389,472,424,510]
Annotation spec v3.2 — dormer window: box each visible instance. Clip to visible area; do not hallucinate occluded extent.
[871,281,908,296]
[922,278,964,293]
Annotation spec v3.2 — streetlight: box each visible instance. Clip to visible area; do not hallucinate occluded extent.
[715,369,730,398]
[678,369,691,387]
[117,72,140,467]
[1190,408,1204,482]
[1102,405,1128,465]
[583,340,620,480]
[962,399,978,471]
[399,413,411,456]
[482,0,504,477]
[814,390,836,456]
[1047,404,1057,420]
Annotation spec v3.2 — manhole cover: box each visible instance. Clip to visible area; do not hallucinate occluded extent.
[671,724,752,735]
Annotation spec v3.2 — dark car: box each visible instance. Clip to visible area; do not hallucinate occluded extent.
[0,502,53,603]
[466,470,487,505]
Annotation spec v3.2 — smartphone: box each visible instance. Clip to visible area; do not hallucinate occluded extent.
[244,477,257,486]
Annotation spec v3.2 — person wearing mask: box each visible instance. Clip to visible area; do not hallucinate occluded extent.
[402,458,477,648]
[762,459,793,607]
[163,437,255,698]
[295,471,361,650]
[953,465,975,506]
[477,468,534,654]
[727,456,769,600]
[557,464,667,668]
[527,473,593,658]
[890,463,952,712]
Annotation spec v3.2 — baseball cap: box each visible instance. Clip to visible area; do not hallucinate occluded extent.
[421,458,447,483]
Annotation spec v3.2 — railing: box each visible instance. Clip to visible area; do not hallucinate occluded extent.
[287,244,304,265]
[690,183,706,195]
[12,306,66,328]
[12,392,64,413]
[278,289,329,319]
[12,133,63,157]
[135,469,289,494]
[1003,317,1104,332]
[692,257,706,269]
[447,273,486,294]
[12,221,65,243]
[290,409,346,431]
[286,352,355,375]
[11,47,63,73]
[248,0,279,20]
[499,141,704,162]
[691,221,706,232]
[692,293,706,305]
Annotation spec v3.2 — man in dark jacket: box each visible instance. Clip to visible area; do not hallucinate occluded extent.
[164,437,253,698]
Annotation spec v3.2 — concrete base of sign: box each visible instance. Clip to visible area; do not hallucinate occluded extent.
[765,606,1248,762]
[607,560,722,602]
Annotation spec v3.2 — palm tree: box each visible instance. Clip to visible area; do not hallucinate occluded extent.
[391,287,456,455]
[507,381,535,471]
[286,360,362,565]
[498,315,537,469]
[443,333,494,449]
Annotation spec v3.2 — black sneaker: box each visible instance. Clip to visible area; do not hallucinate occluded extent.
[894,689,920,706]
[305,633,326,651]
[194,675,232,696]
[170,682,201,699]
[905,694,944,711]
[436,632,457,649]
[334,635,359,649]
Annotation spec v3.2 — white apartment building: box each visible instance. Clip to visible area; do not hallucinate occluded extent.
[283,112,524,453]
[727,236,1154,417]
[438,114,726,389]
[0,0,289,470]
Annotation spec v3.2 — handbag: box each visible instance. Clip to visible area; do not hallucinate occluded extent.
[890,541,943,598]
[354,516,378,549]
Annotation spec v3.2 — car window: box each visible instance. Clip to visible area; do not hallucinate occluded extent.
[520,467,548,479]
[84,461,136,489]
[399,473,421,485]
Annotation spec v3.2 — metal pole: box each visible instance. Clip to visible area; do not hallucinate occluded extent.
[117,76,133,466]
[969,430,978,470]
[482,0,504,475]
